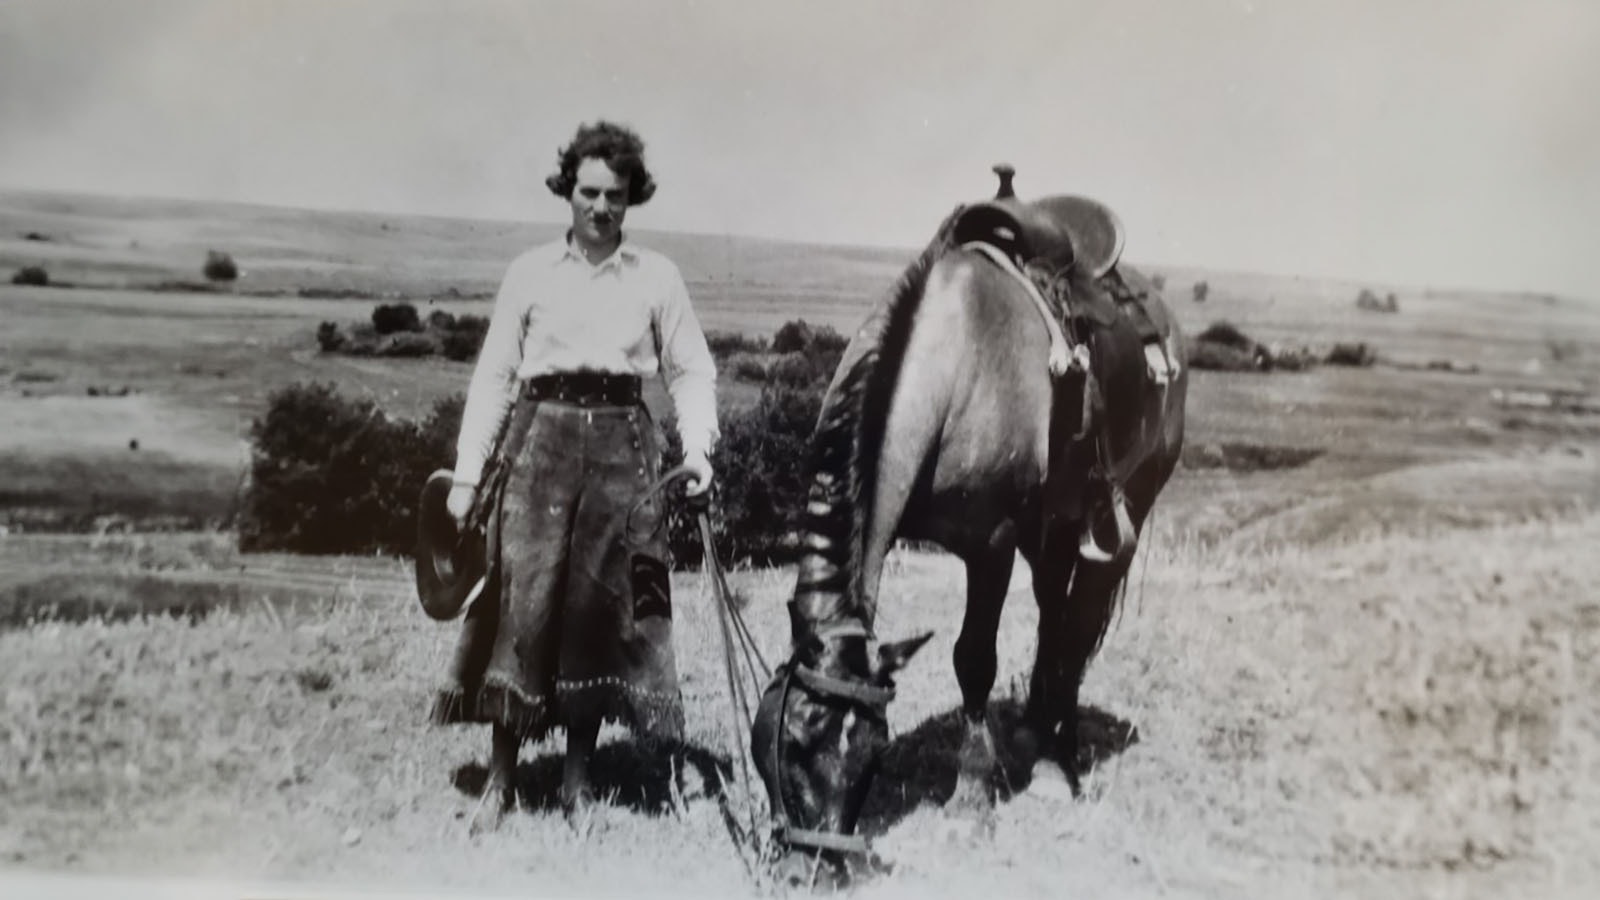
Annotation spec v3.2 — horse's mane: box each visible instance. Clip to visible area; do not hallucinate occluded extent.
[791,204,967,635]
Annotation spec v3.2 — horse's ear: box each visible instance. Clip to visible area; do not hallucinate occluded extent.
[875,631,934,683]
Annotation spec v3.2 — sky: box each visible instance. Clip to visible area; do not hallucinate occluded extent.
[1,0,1596,298]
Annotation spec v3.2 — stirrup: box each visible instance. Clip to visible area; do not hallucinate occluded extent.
[1143,341,1173,386]
[1079,489,1135,564]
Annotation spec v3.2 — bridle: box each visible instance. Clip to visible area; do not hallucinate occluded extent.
[628,467,895,862]
[767,619,896,859]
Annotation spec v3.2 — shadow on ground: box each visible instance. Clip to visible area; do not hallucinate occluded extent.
[451,738,735,815]
[859,697,1137,835]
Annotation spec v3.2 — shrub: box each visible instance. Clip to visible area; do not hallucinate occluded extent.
[1356,289,1400,313]
[706,330,768,356]
[440,330,480,363]
[1151,273,1167,291]
[662,383,826,568]
[203,251,238,282]
[237,383,458,556]
[379,332,439,357]
[771,318,847,357]
[1267,344,1319,371]
[1192,280,1209,303]
[769,352,825,388]
[1325,342,1377,367]
[427,309,457,330]
[11,266,48,286]
[315,321,345,353]
[1188,340,1262,372]
[728,353,770,382]
[772,319,816,354]
[440,314,490,362]
[372,302,423,335]
[1196,320,1255,351]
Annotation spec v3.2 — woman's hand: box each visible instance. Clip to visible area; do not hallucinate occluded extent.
[683,449,714,497]
[447,482,476,524]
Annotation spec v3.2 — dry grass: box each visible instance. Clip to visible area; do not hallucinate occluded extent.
[3,450,1597,898]
[5,189,1600,898]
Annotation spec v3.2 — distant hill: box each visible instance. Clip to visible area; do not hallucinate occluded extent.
[0,189,919,335]
[1,188,1587,337]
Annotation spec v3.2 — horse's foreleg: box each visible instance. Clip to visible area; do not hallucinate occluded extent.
[948,535,1016,816]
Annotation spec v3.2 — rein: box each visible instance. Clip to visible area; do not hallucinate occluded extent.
[629,466,775,858]
[630,468,892,863]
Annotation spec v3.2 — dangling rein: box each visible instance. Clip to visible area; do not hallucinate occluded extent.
[624,466,776,858]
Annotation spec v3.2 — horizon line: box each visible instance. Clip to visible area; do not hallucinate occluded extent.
[0,181,1579,305]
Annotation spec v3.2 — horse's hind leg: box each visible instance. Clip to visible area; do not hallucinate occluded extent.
[1025,554,1131,798]
[948,535,1016,817]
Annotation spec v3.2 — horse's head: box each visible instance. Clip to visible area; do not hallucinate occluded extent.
[751,625,932,886]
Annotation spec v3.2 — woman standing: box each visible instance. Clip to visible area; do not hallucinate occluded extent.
[431,120,718,830]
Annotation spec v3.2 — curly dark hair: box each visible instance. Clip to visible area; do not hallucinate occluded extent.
[544,120,657,206]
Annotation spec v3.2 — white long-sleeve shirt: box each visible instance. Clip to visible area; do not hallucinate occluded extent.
[453,234,719,485]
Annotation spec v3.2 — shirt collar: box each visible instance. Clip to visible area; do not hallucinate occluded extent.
[559,230,638,272]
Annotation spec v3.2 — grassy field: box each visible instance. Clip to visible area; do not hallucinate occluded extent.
[3,190,1600,897]
[2,457,1596,899]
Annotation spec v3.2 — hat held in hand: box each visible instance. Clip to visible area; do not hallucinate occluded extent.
[414,469,487,621]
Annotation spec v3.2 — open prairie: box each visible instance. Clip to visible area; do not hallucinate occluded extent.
[3,191,1600,898]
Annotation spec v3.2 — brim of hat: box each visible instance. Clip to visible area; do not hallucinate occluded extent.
[414,469,487,621]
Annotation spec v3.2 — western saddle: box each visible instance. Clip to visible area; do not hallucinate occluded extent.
[953,163,1174,563]
[952,163,1127,282]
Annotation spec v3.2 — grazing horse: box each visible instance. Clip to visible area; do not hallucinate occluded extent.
[749,168,1188,884]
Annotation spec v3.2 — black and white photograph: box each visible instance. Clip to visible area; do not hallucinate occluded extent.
[1,1,1596,897]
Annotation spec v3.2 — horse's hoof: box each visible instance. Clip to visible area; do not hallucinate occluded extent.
[1025,760,1076,803]
[772,851,847,891]
[772,851,819,889]
[945,781,996,824]
[560,787,598,822]
[934,812,994,846]
[466,796,510,837]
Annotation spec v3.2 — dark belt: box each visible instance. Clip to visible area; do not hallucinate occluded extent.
[522,372,642,407]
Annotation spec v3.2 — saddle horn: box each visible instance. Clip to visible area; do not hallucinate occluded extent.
[991,163,1017,199]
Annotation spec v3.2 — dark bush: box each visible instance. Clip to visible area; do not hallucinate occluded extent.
[440,330,480,363]
[1187,340,1262,372]
[769,352,826,388]
[379,332,439,358]
[728,353,770,382]
[372,303,423,335]
[662,384,825,568]
[1325,342,1377,367]
[440,314,490,362]
[427,309,457,330]
[1356,289,1400,314]
[316,321,345,352]
[772,319,816,354]
[773,319,849,357]
[203,251,238,282]
[707,330,768,356]
[1268,345,1319,371]
[11,266,48,286]
[1192,280,1209,303]
[1196,321,1255,351]
[238,383,459,556]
